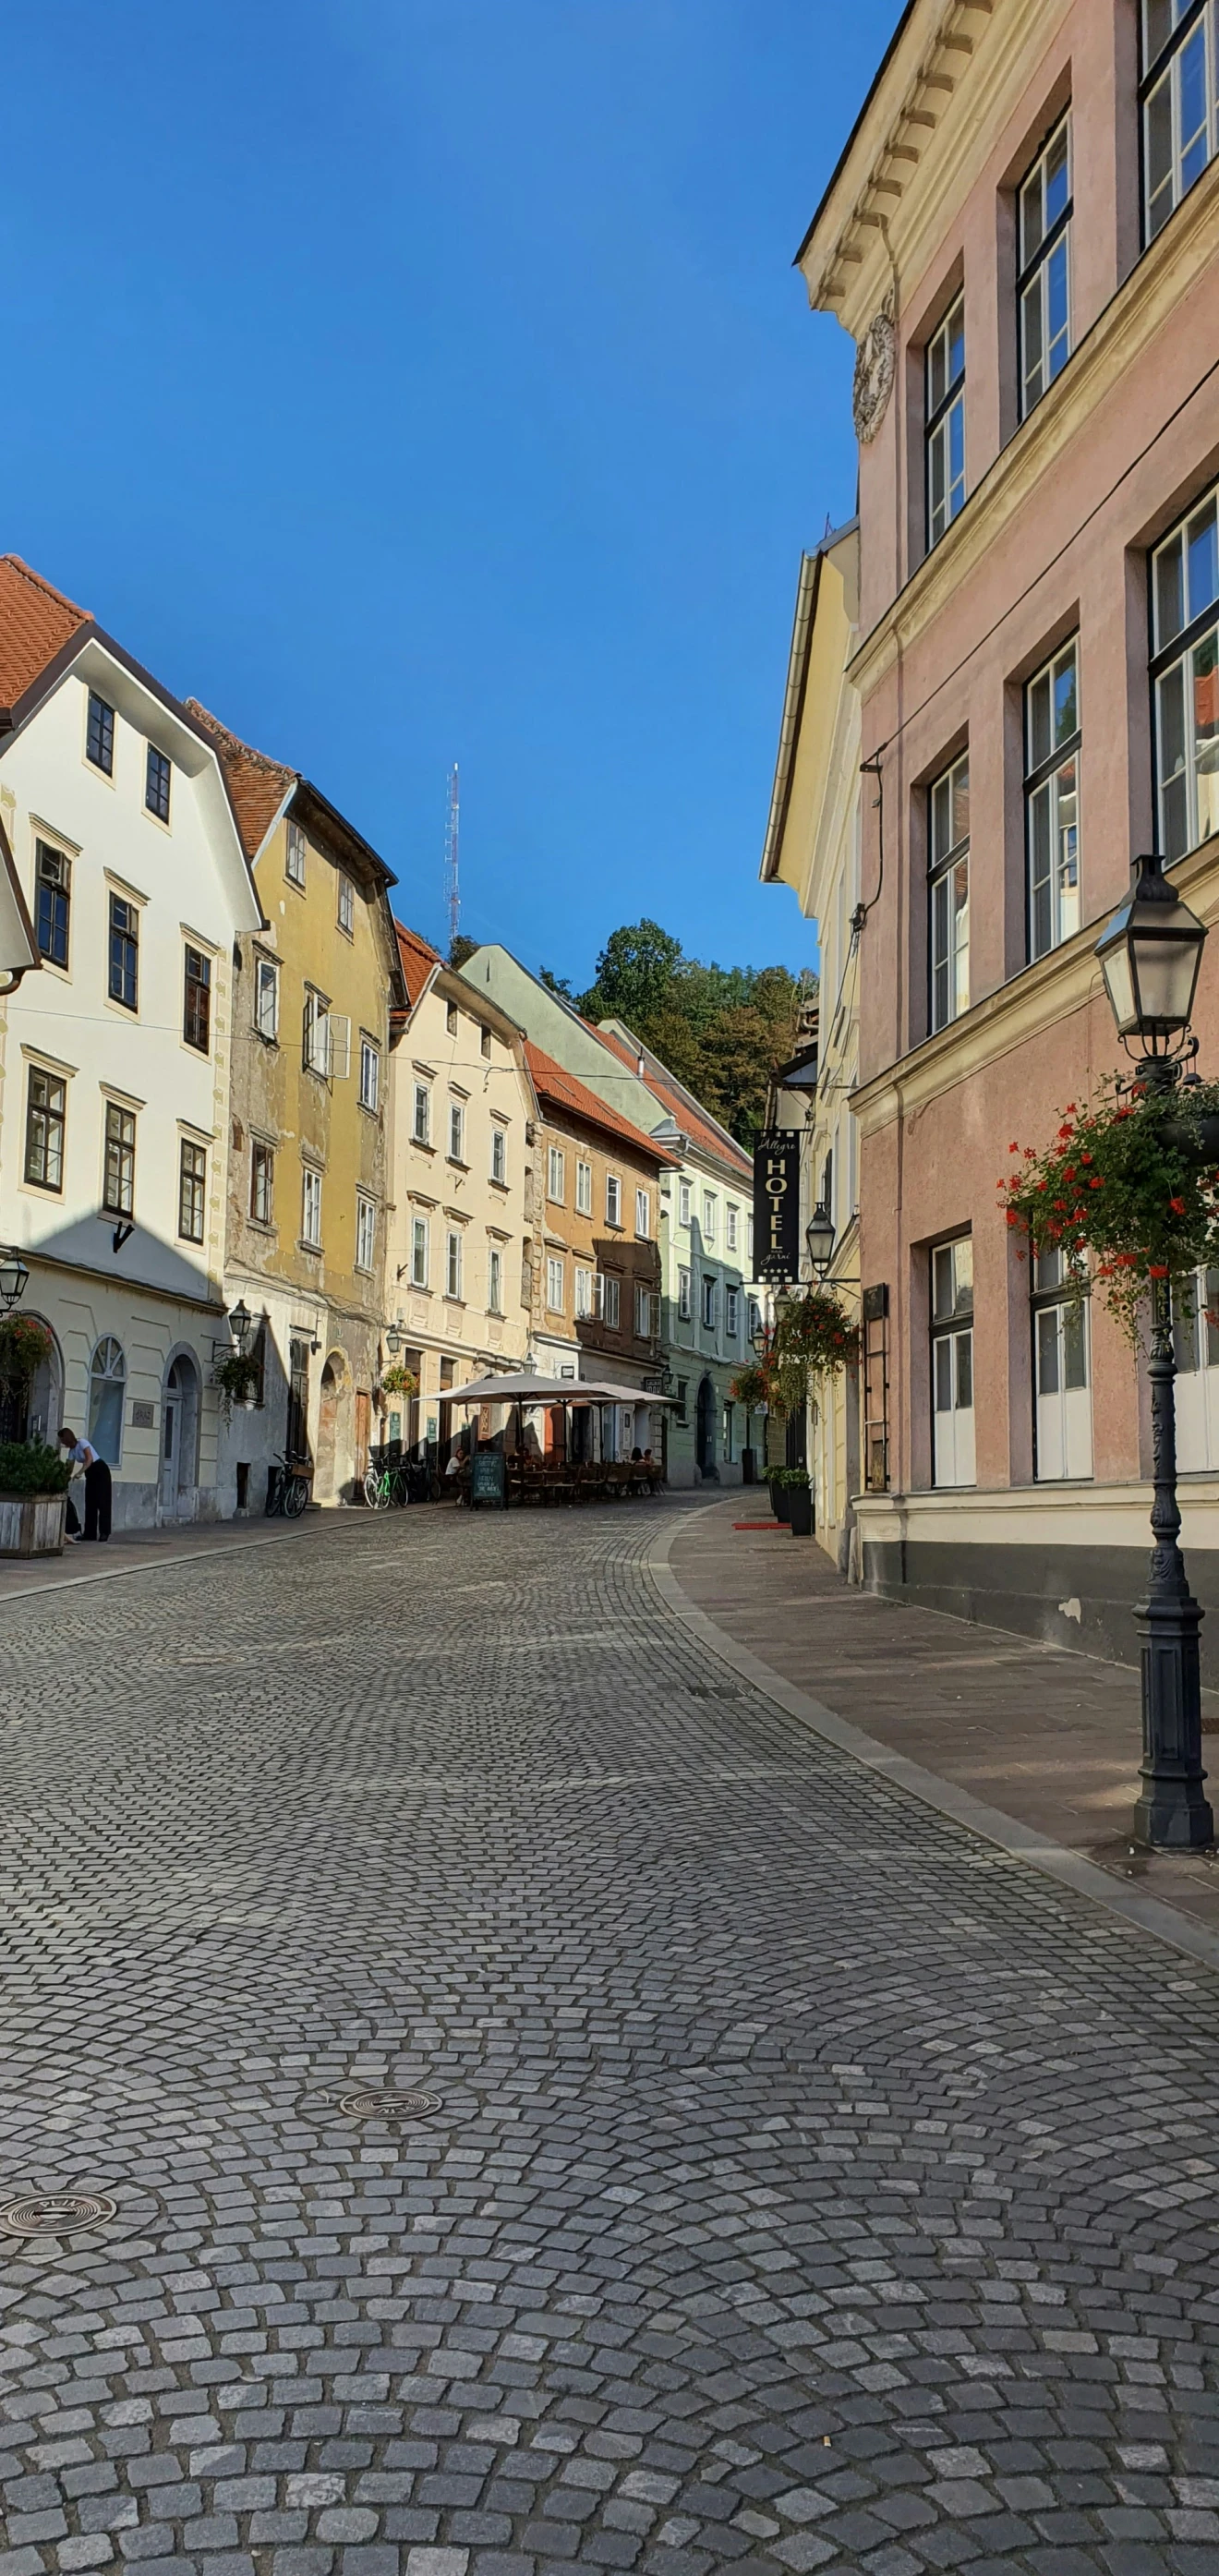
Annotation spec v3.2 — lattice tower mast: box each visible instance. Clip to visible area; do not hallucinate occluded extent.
[445,763,460,952]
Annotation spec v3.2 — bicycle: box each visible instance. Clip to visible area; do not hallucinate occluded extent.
[363,1457,406,1510]
[266,1453,312,1518]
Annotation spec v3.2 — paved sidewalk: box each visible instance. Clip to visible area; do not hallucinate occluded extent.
[666,1498,1219,1944]
[0,1506,332,1603]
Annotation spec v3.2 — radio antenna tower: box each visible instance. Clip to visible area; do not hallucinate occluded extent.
[445,763,460,955]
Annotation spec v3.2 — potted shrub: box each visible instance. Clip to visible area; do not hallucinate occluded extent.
[213,1350,260,1417]
[780,1467,814,1537]
[0,1439,72,1558]
[769,1467,792,1523]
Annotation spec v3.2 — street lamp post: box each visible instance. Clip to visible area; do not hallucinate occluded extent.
[1096,853,1214,1849]
[0,1250,30,1312]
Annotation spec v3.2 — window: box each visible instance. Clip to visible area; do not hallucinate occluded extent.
[925,295,966,549]
[255,955,279,1041]
[88,1335,126,1466]
[86,692,115,775]
[747,1214,754,1262]
[184,945,211,1052]
[250,1142,274,1226]
[178,1140,206,1243]
[1174,1264,1219,1468]
[726,1203,739,1252]
[35,841,70,968]
[488,1245,503,1313]
[1018,116,1072,417]
[723,1404,735,1465]
[411,1214,429,1288]
[304,989,332,1075]
[606,1175,622,1228]
[747,1299,761,1343]
[490,1124,507,1184]
[678,1265,692,1322]
[702,1274,718,1329]
[1032,1246,1092,1481]
[449,1100,465,1163]
[286,818,307,885]
[359,1038,380,1111]
[676,1378,689,1425]
[726,1286,740,1337]
[446,1001,459,1036]
[575,1159,592,1215]
[1152,480,1219,858]
[337,871,355,936]
[928,754,970,1032]
[634,1284,660,1339]
[1026,640,1080,960]
[931,1236,974,1488]
[547,1254,564,1312]
[679,1179,692,1226]
[356,1194,376,1272]
[1142,0,1219,239]
[145,745,171,823]
[635,1187,650,1239]
[302,1166,322,1249]
[480,1026,492,1060]
[446,1229,464,1298]
[103,1103,136,1217]
[24,1067,66,1191]
[575,1264,594,1318]
[109,894,139,1011]
[548,1144,565,1203]
[413,1081,431,1145]
[595,1274,621,1328]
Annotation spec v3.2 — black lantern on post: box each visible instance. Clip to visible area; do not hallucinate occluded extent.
[227,1299,252,1355]
[385,1320,404,1356]
[805,1201,836,1278]
[1094,855,1214,1850]
[0,1249,30,1312]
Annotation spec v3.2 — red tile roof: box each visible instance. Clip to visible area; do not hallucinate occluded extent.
[186,700,296,861]
[525,1042,678,1164]
[593,1023,752,1177]
[394,920,442,1009]
[0,556,91,707]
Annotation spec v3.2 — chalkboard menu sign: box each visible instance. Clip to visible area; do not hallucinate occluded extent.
[470,1450,507,1508]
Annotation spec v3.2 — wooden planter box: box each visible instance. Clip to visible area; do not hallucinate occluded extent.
[0,1492,68,1557]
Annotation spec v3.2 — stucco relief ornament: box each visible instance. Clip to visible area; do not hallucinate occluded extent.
[852,291,896,444]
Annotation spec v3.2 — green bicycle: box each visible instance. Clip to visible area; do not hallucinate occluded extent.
[363,1458,406,1510]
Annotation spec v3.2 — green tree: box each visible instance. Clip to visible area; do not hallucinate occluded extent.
[579,920,684,1028]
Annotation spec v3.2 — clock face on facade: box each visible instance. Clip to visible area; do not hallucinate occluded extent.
[852,298,897,444]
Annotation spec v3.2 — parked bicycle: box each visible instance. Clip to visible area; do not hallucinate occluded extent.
[266,1453,311,1518]
[363,1457,407,1510]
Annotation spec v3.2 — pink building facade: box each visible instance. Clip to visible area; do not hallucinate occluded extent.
[800,0,1219,1664]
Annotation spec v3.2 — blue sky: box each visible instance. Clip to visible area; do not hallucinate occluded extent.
[7,1,895,984]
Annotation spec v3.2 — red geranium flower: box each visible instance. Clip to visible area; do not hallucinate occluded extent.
[1169,1196,1187,1214]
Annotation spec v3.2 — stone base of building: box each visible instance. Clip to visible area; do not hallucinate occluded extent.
[857,1479,1219,1686]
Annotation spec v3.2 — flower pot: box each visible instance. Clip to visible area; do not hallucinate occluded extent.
[788,1482,813,1537]
[0,1491,67,1557]
[237,1395,258,1411]
[769,1475,791,1524]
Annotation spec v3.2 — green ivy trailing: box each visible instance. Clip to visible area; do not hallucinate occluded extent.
[0,1440,71,1497]
[213,1350,260,1417]
[998,1075,1219,1342]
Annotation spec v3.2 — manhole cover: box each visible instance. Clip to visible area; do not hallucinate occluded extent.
[338,2090,442,2119]
[0,2192,116,2237]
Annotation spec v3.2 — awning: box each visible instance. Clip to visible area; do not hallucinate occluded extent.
[447,1371,676,1407]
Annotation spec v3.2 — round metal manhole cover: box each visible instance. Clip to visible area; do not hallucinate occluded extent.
[338,2090,442,2119]
[0,2193,117,2238]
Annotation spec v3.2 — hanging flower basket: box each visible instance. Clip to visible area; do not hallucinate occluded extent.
[380,1362,418,1399]
[0,1314,54,1397]
[212,1350,260,1418]
[729,1363,770,1411]
[770,1288,859,1418]
[999,1075,1219,1343]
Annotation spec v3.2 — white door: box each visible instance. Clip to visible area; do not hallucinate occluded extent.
[160,1385,180,1516]
[1034,1298,1092,1481]
[1174,1266,1219,1470]
[933,1323,975,1486]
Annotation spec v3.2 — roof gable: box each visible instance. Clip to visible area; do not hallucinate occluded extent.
[524,1042,678,1164]
[186,699,296,861]
[0,556,91,711]
[395,920,442,1010]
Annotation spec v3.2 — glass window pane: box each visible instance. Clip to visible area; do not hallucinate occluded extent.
[951,758,970,847]
[1030,782,1052,958]
[928,326,946,417]
[1020,165,1044,265]
[1146,75,1175,234]
[947,301,964,387]
[1143,0,1176,65]
[947,396,965,514]
[955,1330,973,1409]
[951,858,970,1018]
[1156,535,1185,649]
[1188,501,1219,626]
[1034,1245,1063,1294]
[1180,28,1208,186]
[935,1336,953,1410]
[1175,1272,1201,1371]
[929,423,946,543]
[1205,1268,1219,1367]
[1193,630,1219,844]
[1056,760,1080,940]
[1021,274,1044,413]
[1046,238,1069,379]
[1053,646,1078,746]
[1158,662,1189,857]
[931,774,951,864]
[1044,122,1070,226]
[933,1244,954,1319]
[1028,671,1051,771]
[1063,1303,1087,1390]
[1037,1306,1060,1395]
[953,1236,973,1310]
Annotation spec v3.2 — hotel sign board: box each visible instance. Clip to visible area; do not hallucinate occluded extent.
[754,1130,802,1283]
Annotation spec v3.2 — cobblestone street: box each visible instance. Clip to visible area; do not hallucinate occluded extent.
[4,1498,1219,2576]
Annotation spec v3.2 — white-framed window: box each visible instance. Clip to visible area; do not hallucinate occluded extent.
[337,871,355,936]
[302,1166,323,1249]
[449,1100,465,1163]
[679,1179,692,1226]
[446,1228,464,1298]
[575,1158,592,1215]
[250,1141,274,1226]
[255,955,279,1042]
[1152,478,1219,860]
[1032,1247,1092,1482]
[925,294,966,549]
[595,1274,621,1328]
[88,1334,126,1465]
[634,1186,650,1239]
[931,1236,974,1488]
[103,1102,136,1216]
[548,1144,565,1203]
[929,753,970,1033]
[358,1037,380,1111]
[24,1065,66,1191]
[1019,115,1072,418]
[178,1139,206,1244]
[547,1254,565,1312]
[726,1286,740,1337]
[285,817,306,885]
[356,1194,376,1273]
[490,1124,507,1184]
[747,1298,761,1343]
[411,1214,429,1288]
[413,1081,431,1145]
[606,1174,622,1227]
[1174,1264,1219,1469]
[575,1264,594,1318]
[1142,0,1219,239]
[488,1245,503,1313]
[678,1266,692,1322]
[304,989,332,1076]
[702,1191,715,1241]
[1026,639,1080,961]
[634,1284,660,1339]
[676,1376,689,1425]
[702,1273,718,1329]
[726,1203,739,1252]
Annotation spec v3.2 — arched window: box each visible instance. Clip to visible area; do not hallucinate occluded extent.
[88,1336,127,1466]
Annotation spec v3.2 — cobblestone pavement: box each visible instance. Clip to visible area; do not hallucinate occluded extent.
[3,1498,1219,2576]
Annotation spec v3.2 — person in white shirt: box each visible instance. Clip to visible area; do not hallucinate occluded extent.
[57,1429,112,1542]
